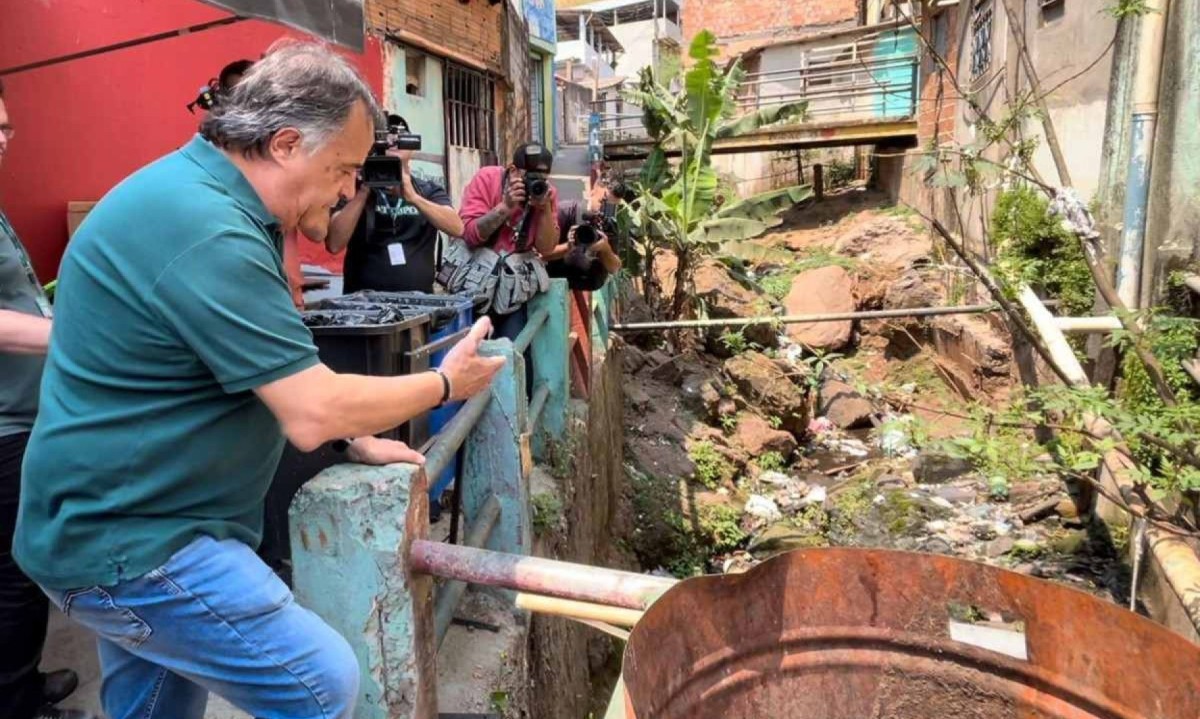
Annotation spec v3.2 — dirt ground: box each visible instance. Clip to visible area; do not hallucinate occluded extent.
[617,187,1133,606]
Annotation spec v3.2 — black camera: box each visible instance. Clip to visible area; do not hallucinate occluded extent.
[524,172,550,200]
[572,209,616,247]
[361,127,422,188]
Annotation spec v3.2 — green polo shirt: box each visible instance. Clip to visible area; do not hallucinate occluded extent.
[15,135,320,590]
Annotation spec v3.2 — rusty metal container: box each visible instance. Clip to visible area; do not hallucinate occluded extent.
[623,548,1200,719]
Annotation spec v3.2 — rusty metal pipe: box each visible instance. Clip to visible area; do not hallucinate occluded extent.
[433,494,502,647]
[411,540,677,610]
[612,304,997,333]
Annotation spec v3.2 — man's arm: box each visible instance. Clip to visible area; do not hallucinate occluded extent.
[460,170,521,247]
[0,310,51,354]
[325,186,371,254]
[257,318,505,451]
[529,188,560,255]
[404,174,465,237]
[590,235,624,274]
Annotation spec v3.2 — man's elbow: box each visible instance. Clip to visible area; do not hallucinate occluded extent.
[446,217,466,238]
[280,411,331,453]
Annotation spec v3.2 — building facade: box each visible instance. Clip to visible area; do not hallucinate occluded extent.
[0,0,539,275]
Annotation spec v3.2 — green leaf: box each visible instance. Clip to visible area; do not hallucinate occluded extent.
[685,31,723,131]
[717,185,812,222]
[717,101,808,138]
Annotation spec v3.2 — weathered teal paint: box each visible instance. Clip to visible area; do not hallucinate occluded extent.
[871,26,918,118]
[528,279,570,458]
[591,282,613,350]
[384,42,447,184]
[461,340,531,563]
[290,463,437,719]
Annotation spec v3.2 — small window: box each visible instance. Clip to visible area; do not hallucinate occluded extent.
[1040,0,1065,26]
[970,0,994,79]
[406,51,425,97]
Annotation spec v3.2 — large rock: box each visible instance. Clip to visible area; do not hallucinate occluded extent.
[731,412,797,458]
[818,378,875,429]
[783,266,855,351]
[693,261,778,352]
[655,252,777,353]
[723,351,809,436]
[912,452,974,484]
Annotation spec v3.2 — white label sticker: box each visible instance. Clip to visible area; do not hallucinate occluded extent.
[387,243,407,266]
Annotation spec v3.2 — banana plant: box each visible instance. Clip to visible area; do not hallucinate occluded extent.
[620,30,810,318]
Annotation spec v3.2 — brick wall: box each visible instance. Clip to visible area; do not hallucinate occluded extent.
[365,0,506,73]
[682,0,859,44]
[916,8,960,146]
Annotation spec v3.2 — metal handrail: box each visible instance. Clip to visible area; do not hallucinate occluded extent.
[528,383,550,432]
[433,493,502,646]
[423,389,492,485]
[513,305,550,354]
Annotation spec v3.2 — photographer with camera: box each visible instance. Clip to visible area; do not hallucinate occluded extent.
[450,142,559,342]
[544,199,623,292]
[326,114,462,293]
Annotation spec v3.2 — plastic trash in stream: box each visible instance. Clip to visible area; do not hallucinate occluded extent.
[877,414,918,458]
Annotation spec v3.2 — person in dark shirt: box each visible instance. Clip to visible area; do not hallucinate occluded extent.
[544,200,623,291]
[326,114,463,293]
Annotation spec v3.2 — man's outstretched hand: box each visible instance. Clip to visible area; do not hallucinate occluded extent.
[439,317,507,401]
[346,436,426,466]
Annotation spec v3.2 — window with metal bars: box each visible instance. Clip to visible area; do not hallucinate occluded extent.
[446,63,498,154]
[970,0,994,79]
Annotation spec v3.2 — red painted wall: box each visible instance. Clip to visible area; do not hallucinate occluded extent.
[0,0,384,278]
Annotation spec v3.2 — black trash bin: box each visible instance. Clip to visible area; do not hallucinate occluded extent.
[259,307,431,584]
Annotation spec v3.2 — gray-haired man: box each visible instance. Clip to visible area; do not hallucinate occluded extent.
[14,41,504,719]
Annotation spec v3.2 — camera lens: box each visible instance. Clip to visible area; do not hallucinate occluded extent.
[527,177,549,198]
[574,224,597,245]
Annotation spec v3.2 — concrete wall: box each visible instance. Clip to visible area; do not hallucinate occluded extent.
[1141,0,1200,306]
[1020,0,1118,200]
[608,19,680,80]
[383,42,447,185]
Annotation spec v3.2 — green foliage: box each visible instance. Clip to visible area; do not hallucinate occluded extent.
[826,159,856,189]
[719,329,754,354]
[688,441,731,489]
[620,30,810,317]
[800,350,844,391]
[767,415,784,430]
[531,493,563,535]
[698,504,748,553]
[755,451,787,474]
[719,413,738,432]
[992,186,1095,317]
[1106,0,1153,19]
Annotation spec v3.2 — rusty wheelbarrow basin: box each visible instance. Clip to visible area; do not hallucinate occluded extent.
[623,548,1200,719]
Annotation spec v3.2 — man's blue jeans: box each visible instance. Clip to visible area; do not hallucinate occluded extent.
[43,535,359,719]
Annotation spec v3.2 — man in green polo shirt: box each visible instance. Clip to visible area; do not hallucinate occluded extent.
[14,42,504,719]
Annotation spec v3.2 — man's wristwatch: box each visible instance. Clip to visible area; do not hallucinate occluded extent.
[432,368,452,408]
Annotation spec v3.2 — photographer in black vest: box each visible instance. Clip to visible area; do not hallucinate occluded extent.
[544,199,623,291]
[327,114,463,293]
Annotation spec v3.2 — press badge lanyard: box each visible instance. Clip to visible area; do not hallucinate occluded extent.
[0,211,52,318]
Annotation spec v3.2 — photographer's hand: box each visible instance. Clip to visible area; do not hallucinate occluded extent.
[505,176,527,209]
[325,185,371,254]
[591,232,623,273]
